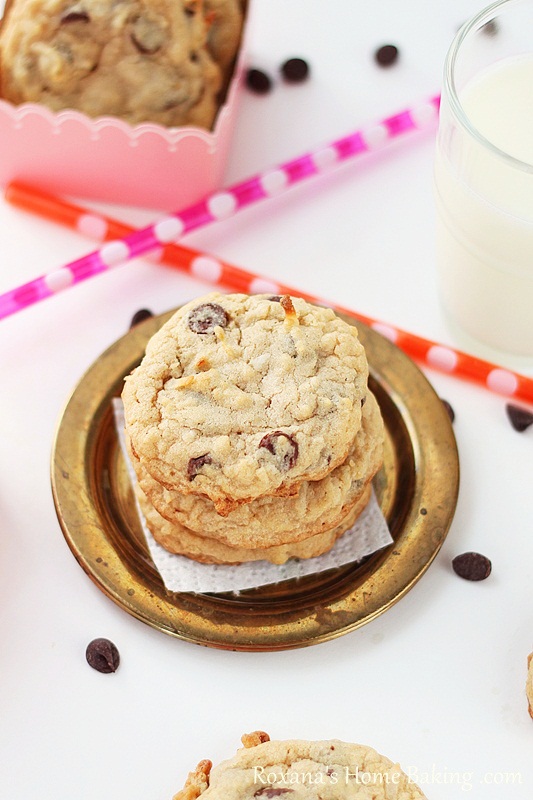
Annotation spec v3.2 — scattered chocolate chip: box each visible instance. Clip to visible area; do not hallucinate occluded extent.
[245,68,273,94]
[506,403,533,432]
[187,454,213,480]
[254,789,294,798]
[441,399,455,423]
[374,44,399,67]
[481,18,498,36]
[188,303,229,333]
[268,295,281,302]
[189,51,199,63]
[452,552,492,581]
[280,57,310,83]
[259,431,298,471]
[129,308,154,328]
[361,396,366,407]
[420,507,427,516]
[60,9,90,23]
[86,638,120,673]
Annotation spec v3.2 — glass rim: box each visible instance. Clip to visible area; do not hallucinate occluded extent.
[444,0,533,173]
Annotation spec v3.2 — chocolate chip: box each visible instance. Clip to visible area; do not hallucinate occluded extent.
[441,399,455,423]
[481,18,498,36]
[129,308,154,328]
[374,44,399,67]
[254,790,294,798]
[245,68,272,94]
[188,303,229,334]
[60,9,90,23]
[86,638,120,673]
[187,454,213,479]
[506,403,533,432]
[452,552,492,581]
[280,57,310,83]
[259,432,298,471]
[268,295,281,302]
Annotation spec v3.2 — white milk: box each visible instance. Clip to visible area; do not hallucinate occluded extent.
[435,55,533,361]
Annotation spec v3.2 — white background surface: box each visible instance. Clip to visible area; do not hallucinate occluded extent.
[1,1,533,798]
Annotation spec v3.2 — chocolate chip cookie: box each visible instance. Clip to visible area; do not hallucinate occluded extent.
[137,484,371,565]
[0,0,224,128]
[122,293,369,513]
[131,391,383,548]
[173,731,426,799]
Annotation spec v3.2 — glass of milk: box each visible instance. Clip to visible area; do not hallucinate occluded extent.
[435,0,533,365]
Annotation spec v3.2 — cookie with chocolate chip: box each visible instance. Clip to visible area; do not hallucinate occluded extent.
[137,483,371,564]
[172,732,427,799]
[0,0,225,128]
[122,292,369,512]
[130,392,383,546]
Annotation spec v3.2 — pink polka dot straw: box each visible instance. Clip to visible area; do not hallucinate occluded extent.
[0,95,440,320]
[7,181,533,409]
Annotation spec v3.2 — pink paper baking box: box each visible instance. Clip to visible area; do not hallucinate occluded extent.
[0,5,250,210]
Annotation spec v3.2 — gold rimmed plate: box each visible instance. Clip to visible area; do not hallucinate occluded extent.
[51,310,459,651]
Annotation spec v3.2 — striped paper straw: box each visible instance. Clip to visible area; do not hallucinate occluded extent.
[7,181,533,407]
[0,95,440,320]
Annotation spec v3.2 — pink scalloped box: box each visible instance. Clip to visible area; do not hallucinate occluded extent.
[0,23,248,210]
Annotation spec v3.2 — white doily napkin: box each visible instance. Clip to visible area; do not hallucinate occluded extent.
[113,400,393,594]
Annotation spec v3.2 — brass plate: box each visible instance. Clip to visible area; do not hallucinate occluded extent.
[51,310,459,651]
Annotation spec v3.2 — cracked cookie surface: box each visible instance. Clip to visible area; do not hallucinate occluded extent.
[122,293,369,511]
[132,392,383,547]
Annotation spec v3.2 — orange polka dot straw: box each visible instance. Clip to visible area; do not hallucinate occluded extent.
[6,180,533,408]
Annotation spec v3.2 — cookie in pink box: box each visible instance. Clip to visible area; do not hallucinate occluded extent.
[0,0,249,209]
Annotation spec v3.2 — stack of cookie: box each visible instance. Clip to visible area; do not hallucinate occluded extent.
[0,0,245,129]
[122,292,384,565]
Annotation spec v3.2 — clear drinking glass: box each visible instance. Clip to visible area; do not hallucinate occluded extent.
[435,0,533,365]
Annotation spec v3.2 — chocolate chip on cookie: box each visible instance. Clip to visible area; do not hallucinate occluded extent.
[254,789,294,797]
[60,8,90,23]
[188,302,229,333]
[187,453,213,479]
[452,551,492,581]
[259,432,299,471]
